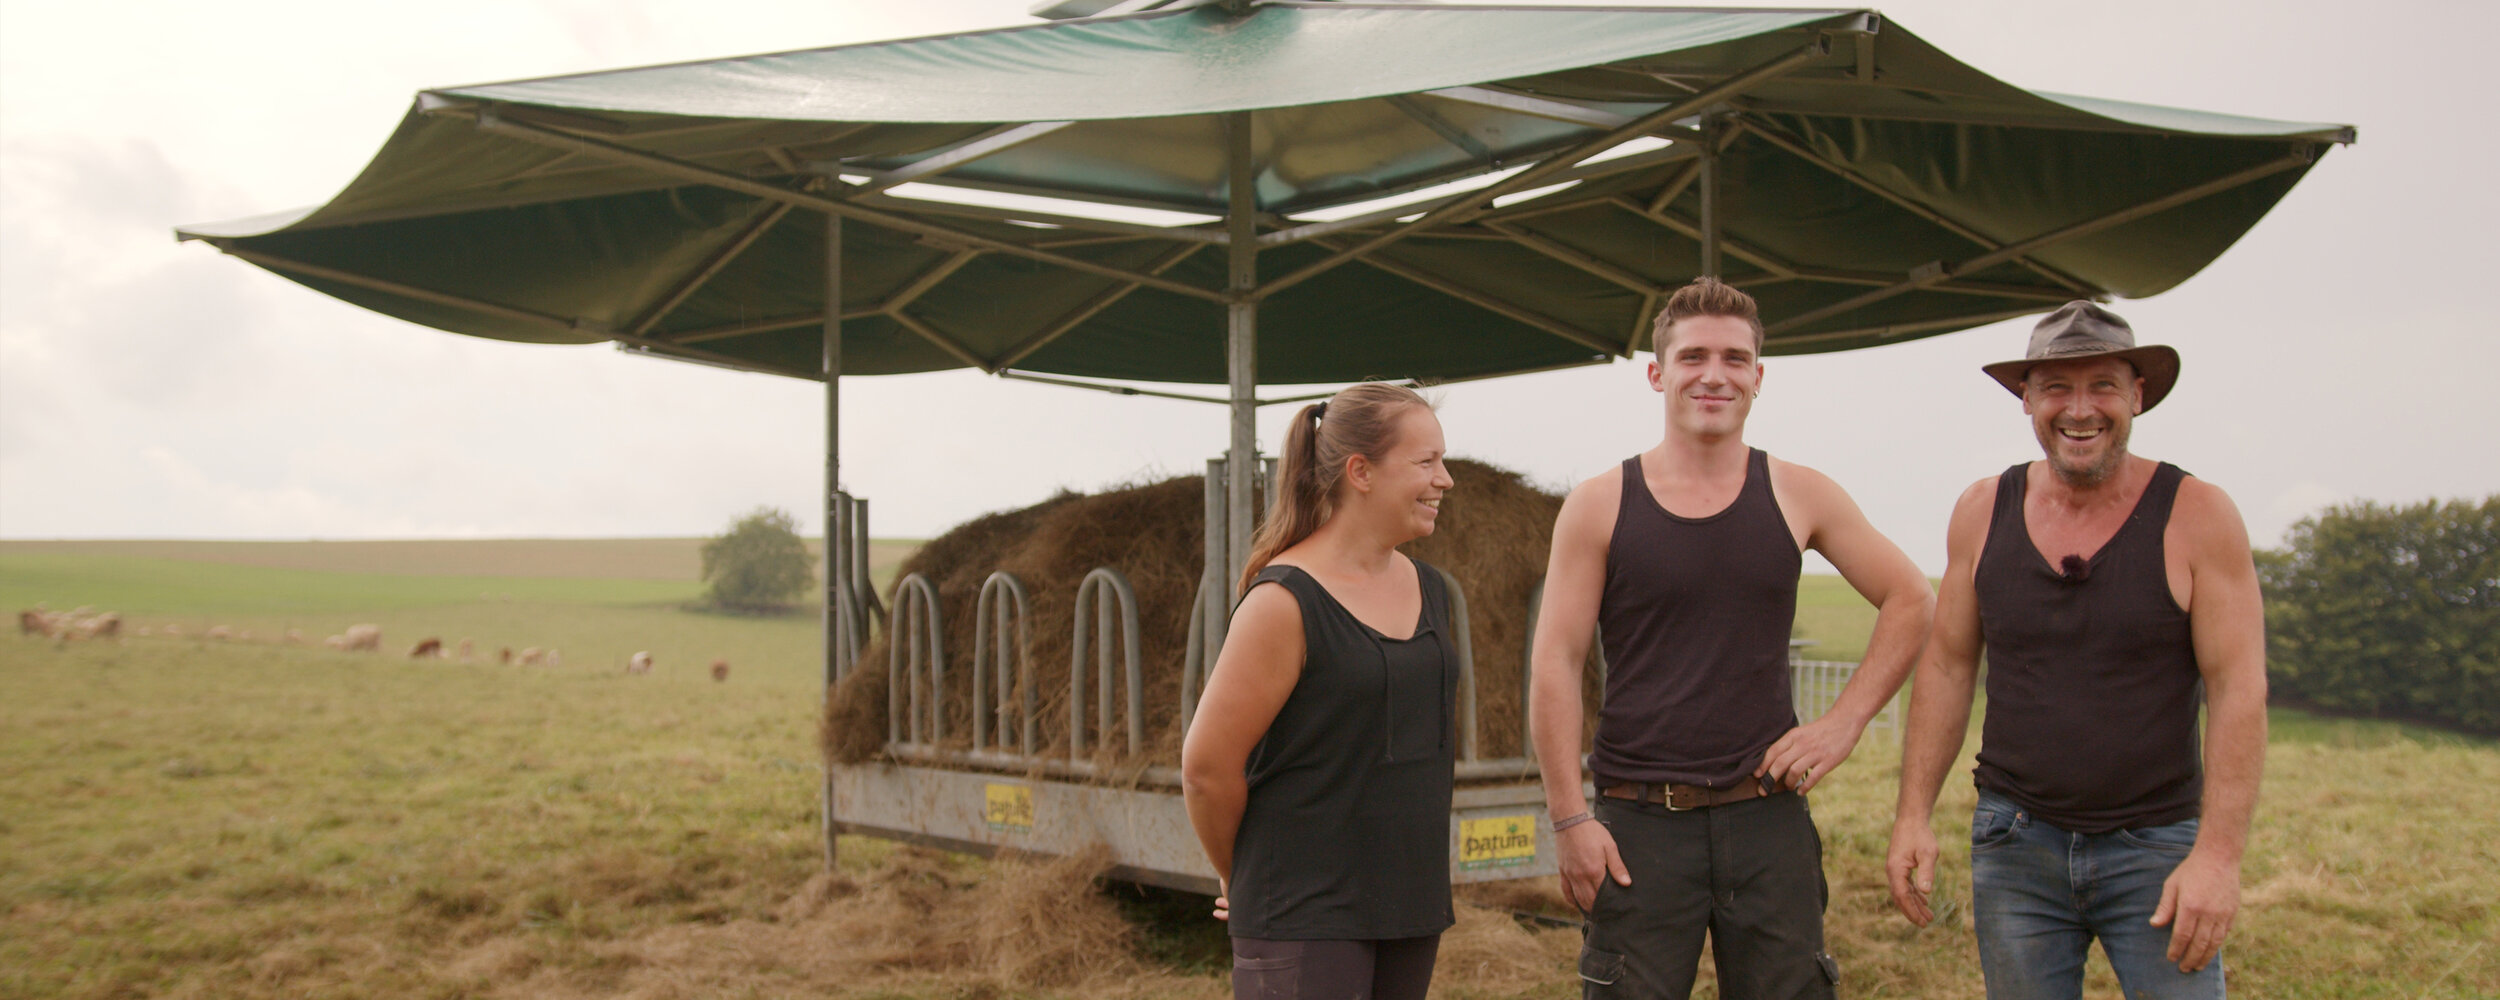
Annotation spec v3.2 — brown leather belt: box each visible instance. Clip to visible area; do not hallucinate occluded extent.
[1600,777,1785,811]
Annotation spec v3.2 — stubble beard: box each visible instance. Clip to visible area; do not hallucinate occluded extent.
[2045,422,2129,488]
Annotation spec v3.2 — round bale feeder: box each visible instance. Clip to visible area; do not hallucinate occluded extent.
[176,3,2347,894]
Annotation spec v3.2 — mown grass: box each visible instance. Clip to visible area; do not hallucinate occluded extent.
[2,545,2492,998]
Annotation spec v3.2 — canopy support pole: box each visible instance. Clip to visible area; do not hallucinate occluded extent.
[1224,112,1258,607]
[822,210,843,871]
[1699,113,1723,278]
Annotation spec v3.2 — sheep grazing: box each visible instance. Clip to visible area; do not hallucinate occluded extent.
[498,647,514,665]
[709,658,730,682]
[455,638,475,663]
[204,625,234,641]
[324,635,346,650]
[343,624,382,652]
[136,626,155,638]
[626,651,653,675]
[80,613,123,640]
[282,629,304,644]
[517,647,545,667]
[234,629,252,642]
[163,624,184,638]
[408,637,443,659]
[18,608,52,636]
[544,648,562,667]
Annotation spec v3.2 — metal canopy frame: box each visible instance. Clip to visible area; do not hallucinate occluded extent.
[174,3,2353,878]
[191,12,2342,605]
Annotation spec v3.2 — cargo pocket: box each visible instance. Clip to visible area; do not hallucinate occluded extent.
[1578,945,1626,991]
[1232,954,1297,1000]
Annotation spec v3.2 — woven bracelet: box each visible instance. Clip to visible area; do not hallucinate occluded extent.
[1550,811,1594,833]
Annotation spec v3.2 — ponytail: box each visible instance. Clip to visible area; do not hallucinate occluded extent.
[1237,382,1432,593]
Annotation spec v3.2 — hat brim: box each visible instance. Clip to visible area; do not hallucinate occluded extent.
[1982,345,2180,413]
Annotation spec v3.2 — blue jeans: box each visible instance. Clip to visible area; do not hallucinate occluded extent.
[1969,789,2224,1000]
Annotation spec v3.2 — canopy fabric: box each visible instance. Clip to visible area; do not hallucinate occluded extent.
[178,2,2351,386]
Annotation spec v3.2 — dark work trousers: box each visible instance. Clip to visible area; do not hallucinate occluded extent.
[1578,791,1839,999]
[1232,935,1442,1000]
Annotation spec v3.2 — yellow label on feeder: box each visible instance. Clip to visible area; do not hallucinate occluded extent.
[984,783,1034,834]
[1458,815,1537,870]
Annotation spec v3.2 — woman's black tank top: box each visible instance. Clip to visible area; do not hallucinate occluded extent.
[1972,461,2203,834]
[1226,559,1457,941]
[1589,448,1803,789]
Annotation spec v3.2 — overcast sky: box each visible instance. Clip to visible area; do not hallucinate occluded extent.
[2,0,2493,573]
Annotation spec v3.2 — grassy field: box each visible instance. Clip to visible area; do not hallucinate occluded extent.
[2,541,2492,998]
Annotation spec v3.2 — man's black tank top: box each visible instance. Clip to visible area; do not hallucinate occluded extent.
[1589,448,1802,789]
[1973,461,2203,834]
[1226,559,1457,941]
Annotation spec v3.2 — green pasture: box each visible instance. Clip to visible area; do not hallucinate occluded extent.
[2,542,2492,998]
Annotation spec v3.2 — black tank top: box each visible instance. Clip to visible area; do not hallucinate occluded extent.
[1973,462,2203,834]
[1589,449,1802,789]
[1226,559,1457,940]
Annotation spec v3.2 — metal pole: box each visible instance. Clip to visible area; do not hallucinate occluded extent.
[1224,112,1258,602]
[821,210,843,871]
[1699,113,1722,279]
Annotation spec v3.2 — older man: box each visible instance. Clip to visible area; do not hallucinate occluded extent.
[1887,302,2267,998]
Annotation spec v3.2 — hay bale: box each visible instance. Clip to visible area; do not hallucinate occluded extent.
[822,458,1602,768]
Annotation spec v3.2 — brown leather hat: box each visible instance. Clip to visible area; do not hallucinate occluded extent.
[1981,300,2180,413]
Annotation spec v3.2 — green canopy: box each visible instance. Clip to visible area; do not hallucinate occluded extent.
[178,0,2354,642]
[177,2,2350,386]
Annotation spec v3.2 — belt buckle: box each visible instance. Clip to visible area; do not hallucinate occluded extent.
[1660,785,1691,811]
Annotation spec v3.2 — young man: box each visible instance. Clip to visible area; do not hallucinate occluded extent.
[1886,301,2267,998]
[1529,277,1934,998]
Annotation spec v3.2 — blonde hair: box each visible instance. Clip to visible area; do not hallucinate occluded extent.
[1649,275,1765,352]
[1238,382,1433,593]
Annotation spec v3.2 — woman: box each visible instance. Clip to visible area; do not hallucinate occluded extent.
[1180,382,1460,1000]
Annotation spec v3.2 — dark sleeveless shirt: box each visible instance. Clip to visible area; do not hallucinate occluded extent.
[1973,462,2203,834]
[1226,559,1458,941]
[1589,448,1803,789]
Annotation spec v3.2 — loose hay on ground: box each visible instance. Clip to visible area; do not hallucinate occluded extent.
[474,845,1214,1000]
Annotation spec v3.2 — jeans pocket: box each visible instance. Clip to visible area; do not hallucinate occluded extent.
[2115,817,2199,856]
[1969,805,2020,853]
[1578,945,1626,987]
[1232,954,1298,1000]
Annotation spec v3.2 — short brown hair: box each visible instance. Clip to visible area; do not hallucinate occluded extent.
[1649,276,1765,352]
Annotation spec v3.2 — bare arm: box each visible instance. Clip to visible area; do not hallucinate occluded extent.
[1179,582,1304,918]
[1758,462,1936,791]
[1886,476,1995,926]
[2151,478,2268,972]
[1529,472,1628,910]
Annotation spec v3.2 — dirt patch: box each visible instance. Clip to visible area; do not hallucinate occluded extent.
[466,846,1216,999]
[823,459,1602,767]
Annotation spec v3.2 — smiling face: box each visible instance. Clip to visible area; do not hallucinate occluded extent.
[2023,356,2143,487]
[1648,314,1763,441]
[1347,404,1454,541]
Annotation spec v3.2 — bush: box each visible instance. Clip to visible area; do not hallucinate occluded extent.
[701,507,815,613]
[2259,495,2499,734]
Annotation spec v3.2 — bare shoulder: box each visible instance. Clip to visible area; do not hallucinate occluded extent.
[1950,475,1999,521]
[1765,454,1859,522]
[2170,474,2253,555]
[1555,465,1623,527]
[1942,474,2001,556]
